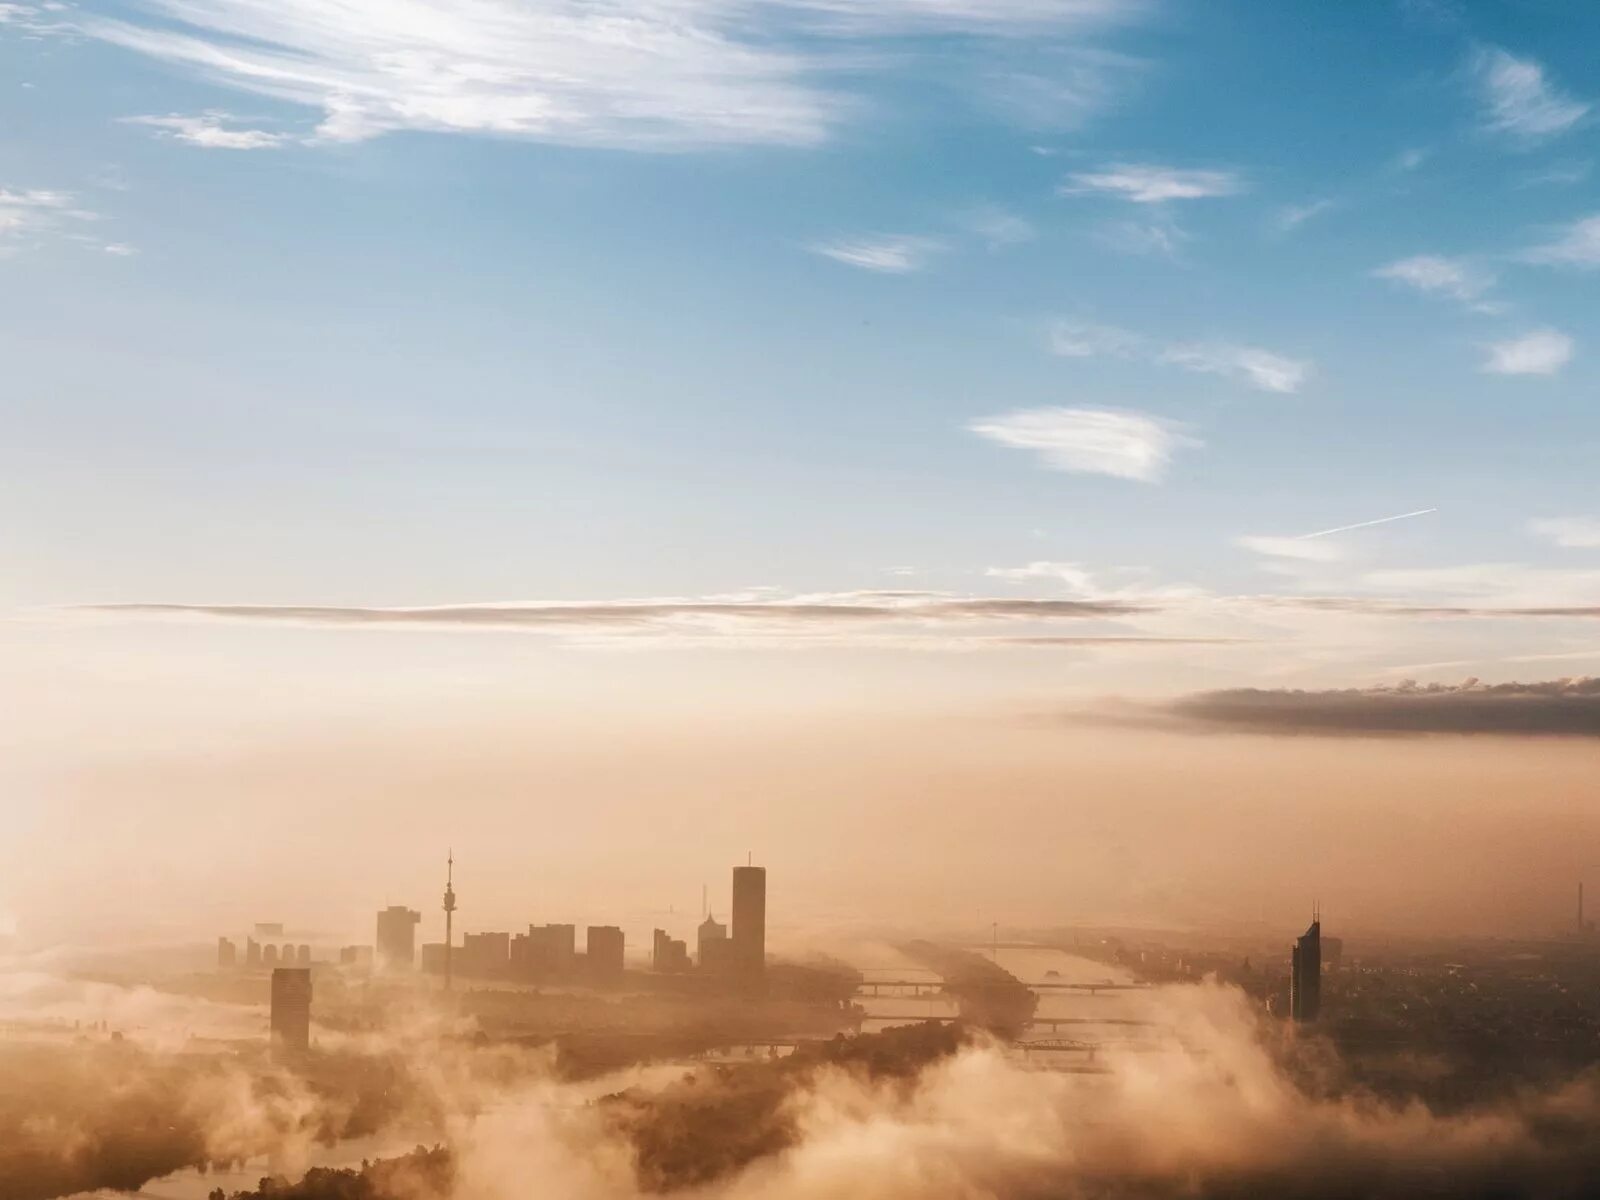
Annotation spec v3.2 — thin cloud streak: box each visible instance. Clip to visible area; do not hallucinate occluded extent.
[1049,320,1311,394]
[1299,508,1438,540]
[1062,162,1244,203]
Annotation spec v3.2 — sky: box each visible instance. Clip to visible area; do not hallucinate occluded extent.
[3,0,1599,945]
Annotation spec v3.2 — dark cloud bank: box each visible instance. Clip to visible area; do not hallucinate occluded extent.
[1148,678,1600,738]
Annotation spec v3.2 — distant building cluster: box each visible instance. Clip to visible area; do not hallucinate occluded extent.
[217,932,312,969]
[400,862,767,991]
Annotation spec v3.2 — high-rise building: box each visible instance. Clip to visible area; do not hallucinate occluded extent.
[263,943,279,967]
[296,944,311,965]
[376,906,422,970]
[1290,914,1321,1023]
[586,925,625,980]
[731,865,766,988]
[652,928,690,973]
[246,938,262,968]
[270,967,312,1054]
[460,931,510,978]
[254,923,285,938]
[217,937,237,969]
[697,914,734,975]
[339,945,373,967]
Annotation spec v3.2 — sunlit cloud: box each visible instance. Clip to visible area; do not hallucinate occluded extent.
[1528,517,1600,549]
[810,234,944,273]
[124,112,292,150]
[72,0,1147,151]
[1062,162,1244,203]
[1234,535,1344,563]
[1522,213,1600,268]
[1481,329,1573,376]
[0,187,101,256]
[1373,254,1494,303]
[1160,343,1310,394]
[1093,217,1186,257]
[1471,46,1589,144]
[1049,321,1311,394]
[968,406,1197,482]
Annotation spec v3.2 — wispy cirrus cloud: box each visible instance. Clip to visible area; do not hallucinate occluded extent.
[123,112,292,150]
[1528,517,1600,549]
[1062,162,1244,203]
[1093,216,1187,258]
[0,187,123,257]
[1273,198,1335,234]
[968,406,1197,482]
[1522,213,1600,269]
[72,0,1146,151]
[1373,254,1495,305]
[1471,46,1589,145]
[1482,329,1573,376]
[810,234,944,273]
[1160,343,1309,394]
[1049,319,1311,394]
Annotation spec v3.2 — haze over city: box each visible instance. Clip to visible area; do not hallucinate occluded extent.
[4,1,1600,1197]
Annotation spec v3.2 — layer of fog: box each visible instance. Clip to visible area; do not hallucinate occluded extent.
[15,963,1600,1199]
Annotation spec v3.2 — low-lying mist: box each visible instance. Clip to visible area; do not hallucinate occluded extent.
[12,963,1600,1200]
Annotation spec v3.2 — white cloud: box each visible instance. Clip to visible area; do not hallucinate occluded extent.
[1528,517,1600,549]
[1160,343,1310,394]
[1482,329,1573,376]
[1523,213,1600,269]
[1063,162,1243,203]
[77,0,1143,151]
[1234,535,1344,563]
[966,205,1036,248]
[1373,254,1494,303]
[985,561,1103,592]
[810,234,943,273]
[1048,319,1141,359]
[101,242,139,256]
[1048,321,1311,394]
[968,406,1196,482]
[1274,198,1334,233]
[1472,46,1589,144]
[1094,217,1185,257]
[0,187,98,254]
[124,112,291,150]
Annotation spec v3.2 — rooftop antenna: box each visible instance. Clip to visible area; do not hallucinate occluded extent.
[443,850,457,993]
[702,883,708,918]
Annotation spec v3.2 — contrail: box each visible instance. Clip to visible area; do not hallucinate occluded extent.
[1298,508,1437,540]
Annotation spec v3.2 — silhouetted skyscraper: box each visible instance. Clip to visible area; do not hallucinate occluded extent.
[731,864,766,989]
[270,967,312,1054]
[246,937,261,968]
[1290,913,1321,1023]
[586,925,625,980]
[263,943,279,967]
[376,906,422,970]
[698,912,730,974]
[217,937,237,969]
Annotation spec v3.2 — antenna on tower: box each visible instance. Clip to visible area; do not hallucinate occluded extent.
[443,850,457,993]
[702,883,708,918]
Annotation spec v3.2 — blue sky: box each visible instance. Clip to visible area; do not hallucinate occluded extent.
[10,0,1600,941]
[3,0,1600,681]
